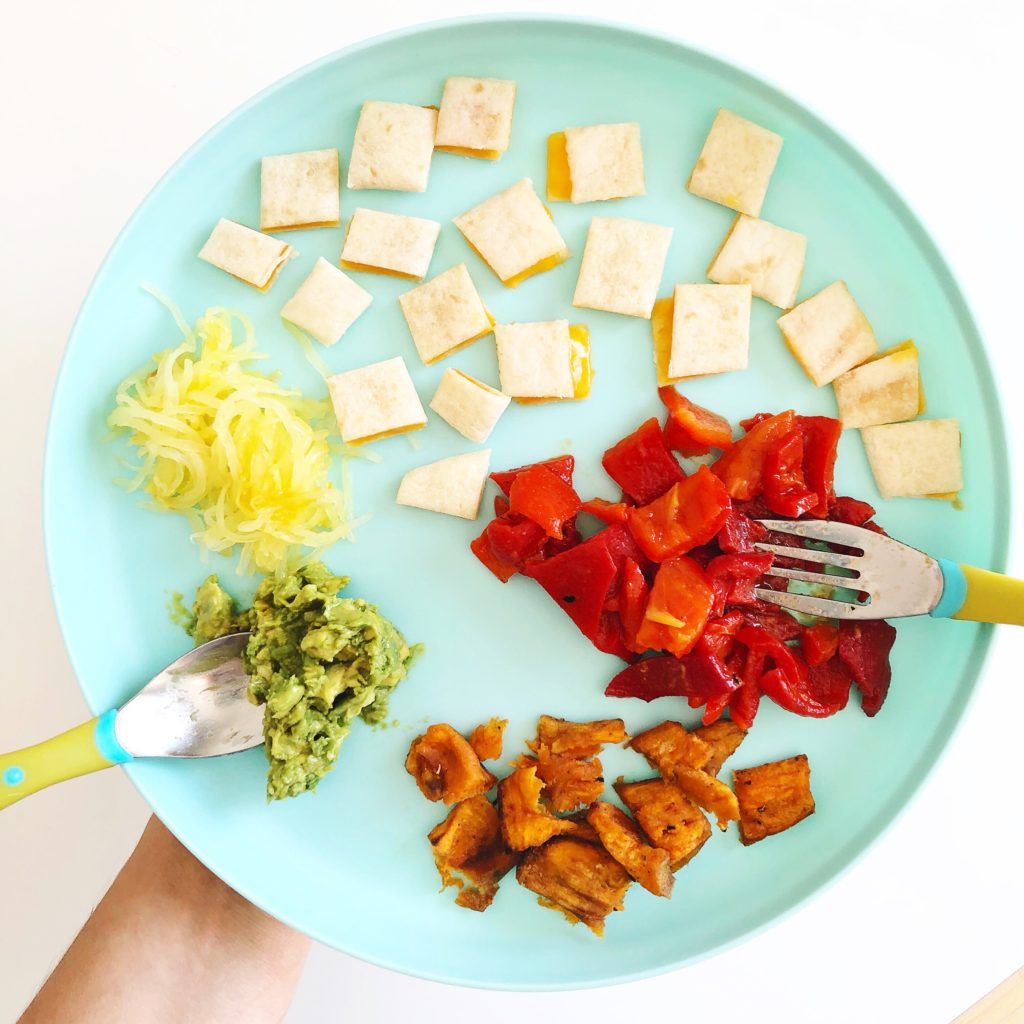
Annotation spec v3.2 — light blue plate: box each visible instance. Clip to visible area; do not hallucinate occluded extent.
[44,16,1009,990]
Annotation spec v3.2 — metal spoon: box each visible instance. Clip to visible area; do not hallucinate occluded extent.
[0,632,262,811]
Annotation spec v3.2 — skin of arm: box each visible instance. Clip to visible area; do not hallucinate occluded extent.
[19,816,310,1024]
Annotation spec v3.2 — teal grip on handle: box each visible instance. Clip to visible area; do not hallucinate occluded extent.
[94,709,132,764]
[931,559,967,618]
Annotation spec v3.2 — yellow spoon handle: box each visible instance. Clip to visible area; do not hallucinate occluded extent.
[953,565,1024,626]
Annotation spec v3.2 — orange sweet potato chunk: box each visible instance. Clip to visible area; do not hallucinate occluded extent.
[733,754,815,845]
[498,766,577,851]
[469,717,508,761]
[516,837,631,936]
[670,764,740,831]
[692,720,747,776]
[534,752,605,813]
[405,724,496,805]
[587,802,673,898]
[428,795,518,911]
[629,721,711,776]
[614,778,711,870]
[529,715,627,759]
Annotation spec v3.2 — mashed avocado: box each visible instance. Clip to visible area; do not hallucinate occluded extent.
[185,563,419,800]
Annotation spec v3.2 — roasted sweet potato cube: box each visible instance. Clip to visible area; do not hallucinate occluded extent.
[563,810,604,845]
[614,778,711,870]
[733,754,815,845]
[498,766,577,851]
[406,723,497,804]
[587,802,674,897]
[669,765,740,831]
[535,752,605,812]
[629,721,711,776]
[469,717,507,761]
[692,720,747,776]
[428,795,518,911]
[529,715,627,758]
[516,837,631,936]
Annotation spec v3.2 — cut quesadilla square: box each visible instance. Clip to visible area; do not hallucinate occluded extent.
[668,283,751,379]
[340,208,441,280]
[326,356,426,445]
[547,122,645,203]
[453,178,569,287]
[777,281,878,387]
[279,257,371,347]
[197,218,296,291]
[832,341,923,429]
[707,214,806,309]
[861,418,962,499]
[495,319,592,403]
[429,369,510,443]
[435,77,516,159]
[259,148,340,231]
[347,101,437,192]
[398,264,494,365]
[572,216,673,318]
[687,109,783,217]
[397,450,491,520]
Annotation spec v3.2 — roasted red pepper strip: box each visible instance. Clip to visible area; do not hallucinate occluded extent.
[838,619,897,716]
[635,556,714,657]
[580,497,630,525]
[738,625,841,717]
[627,465,732,563]
[716,509,769,554]
[829,494,876,526]
[807,657,853,710]
[711,410,796,501]
[490,455,575,497]
[508,465,581,540]
[741,603,803,640]
[618,557,649,652]
[484,516,546,566]
[494,495,510,518]
[605,656,687,701]
[801,622,840,667]
[702,692,732,726]
[706,552,775,616]
[658,386,734,457]
[470,532,517,583]
[602,418,685,504]
[729,646,765,730]
[763,429,820,517]
[797,415,841,520]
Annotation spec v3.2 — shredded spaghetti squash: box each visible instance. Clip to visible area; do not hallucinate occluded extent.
[109,293,355,573]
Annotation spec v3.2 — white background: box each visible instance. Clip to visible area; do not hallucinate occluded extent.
[2,2,1022,1022]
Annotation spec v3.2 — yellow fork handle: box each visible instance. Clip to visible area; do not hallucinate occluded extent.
[953,565,1024,626]
[0,710,132,811]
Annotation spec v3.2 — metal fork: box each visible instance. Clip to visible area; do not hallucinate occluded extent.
[752,519,1024,624]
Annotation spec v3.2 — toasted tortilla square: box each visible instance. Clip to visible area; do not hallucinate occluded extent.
[495,320,575,401]
[397,450,491,520]
[197,218,296,291]
[707,214,806,309]
[832,341,922,429]
[398,264,494,365]
[453,178,569,286]
[326,356,426,444]
[650,296,682,386]
[573,216,673,318]
[733,754,815,845]
[861,418,962,499]
[687,109,782,217]
[668,283,751,379]
[557,122,645,204]
[614,778,711,870]
[279,258,371,347]
[435,76,516,158]
[777,281,878,387]
[341,208,441,280]
[429,369,510,443]
[259,148,340,231]
[347,100,437,192]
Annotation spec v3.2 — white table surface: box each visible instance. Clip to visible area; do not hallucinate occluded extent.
[2,2,1022,1021]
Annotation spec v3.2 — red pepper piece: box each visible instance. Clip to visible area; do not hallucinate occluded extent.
[739,412,773,432]
[590,523,651,589]
[706,552,775,616]
[604,656,687,701]
[658,386,734,457]
[738,625,841,718]
[702,691,732,726]
[591,610,634,661]
[484,516,546,565]
[741,602,803,640]
[494,494,510,518]
[618,557,649,652]
[797,415,841,520]
[801,622,840,667]
[490,455,575,497]
[470,532,518,583]
[635,556,714,658]
[763,429,820,517]
[698,610,745,661]
[627,465,732,562]
[711,410,796,501]
[544,516,581,557]
[829,495,875,526]
[729,646,765,730]
[580,497,630,525]
[602,418,685,504]
[508,465,581,540]
[807,657,853,710]
[838,619,897,716]
[716,509,770,554]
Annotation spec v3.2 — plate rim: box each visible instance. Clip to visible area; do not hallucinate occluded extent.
[41,13,1012,990]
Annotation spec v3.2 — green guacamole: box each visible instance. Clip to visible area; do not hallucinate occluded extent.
[184,563,419,800]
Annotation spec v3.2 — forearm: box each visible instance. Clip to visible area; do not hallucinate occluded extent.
[20,816,310,1024]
